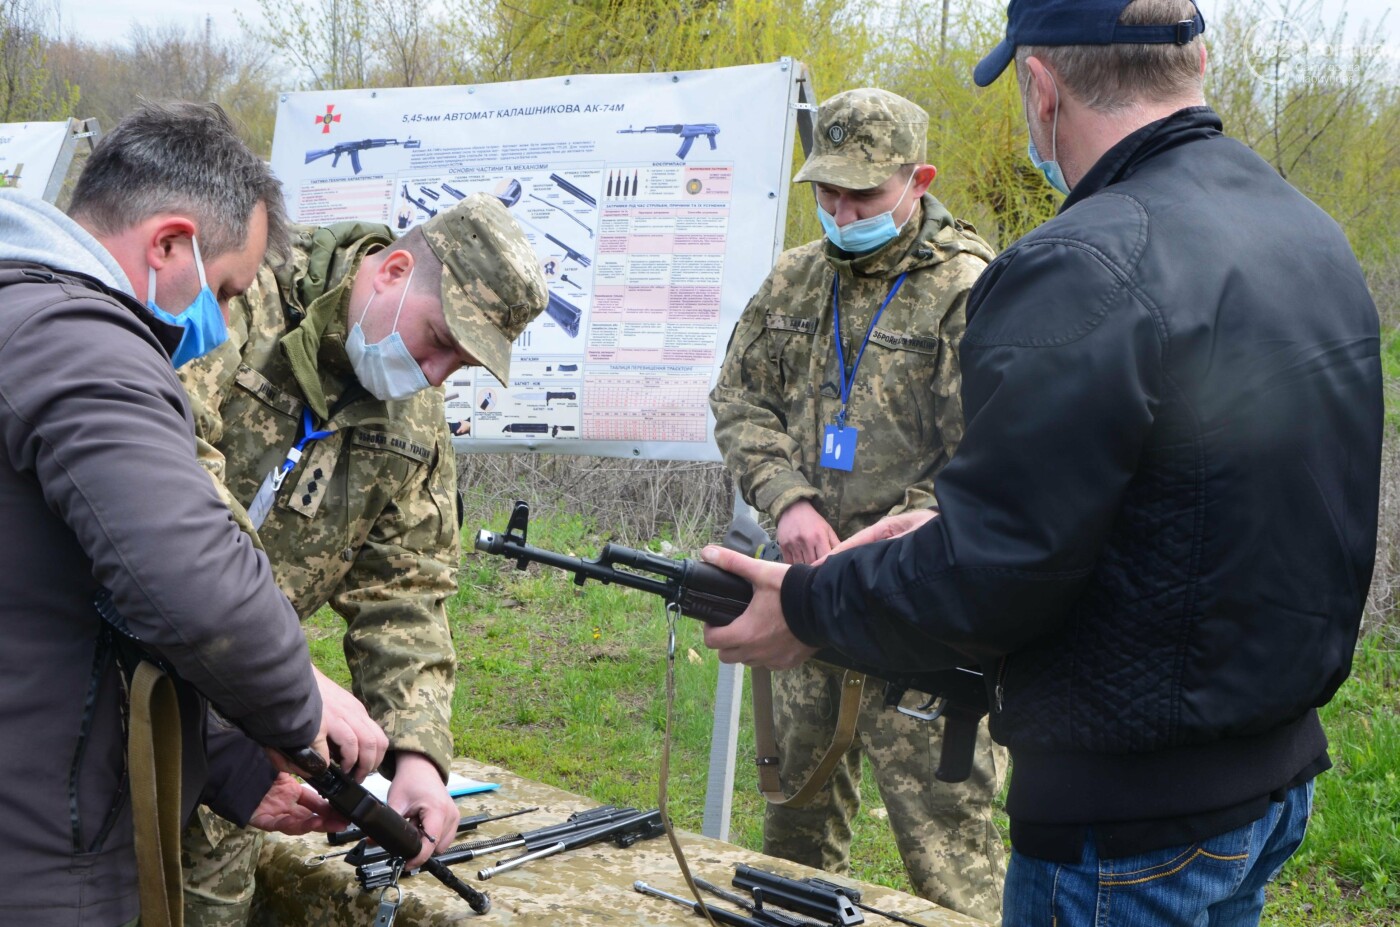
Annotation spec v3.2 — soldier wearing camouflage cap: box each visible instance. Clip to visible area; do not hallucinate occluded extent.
[709,87,1006,922]
[175,193,547,927]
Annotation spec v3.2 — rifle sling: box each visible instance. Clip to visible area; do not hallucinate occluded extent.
[659,606,720,927]
[751,666,865,807]
[129,660,185,927]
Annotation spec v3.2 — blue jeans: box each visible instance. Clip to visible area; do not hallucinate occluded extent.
[1002,780,1313,927]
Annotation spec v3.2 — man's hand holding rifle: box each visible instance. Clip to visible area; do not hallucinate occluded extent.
[700,509,938,670]
[475,502,987,784]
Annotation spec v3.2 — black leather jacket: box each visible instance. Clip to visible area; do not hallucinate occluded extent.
[783,108,1382,835]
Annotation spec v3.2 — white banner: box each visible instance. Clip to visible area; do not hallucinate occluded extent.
[270,61,800,461]
[0,121,70,199]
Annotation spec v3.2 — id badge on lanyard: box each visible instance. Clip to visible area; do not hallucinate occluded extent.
[247,407,334,529]
[820,272,907,472]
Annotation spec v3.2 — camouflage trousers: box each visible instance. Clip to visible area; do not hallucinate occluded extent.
[762,660,1007,923]
[180,806,264,927]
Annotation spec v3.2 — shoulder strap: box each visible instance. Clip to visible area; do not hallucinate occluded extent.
[751,666,865,807]
[128,660,185,927]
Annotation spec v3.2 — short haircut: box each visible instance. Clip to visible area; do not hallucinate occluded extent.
[385,226,444,299]
[69,101,290,264]
[1016,0,1205,113]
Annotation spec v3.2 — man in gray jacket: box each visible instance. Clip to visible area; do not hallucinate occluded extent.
[0,102,383,927]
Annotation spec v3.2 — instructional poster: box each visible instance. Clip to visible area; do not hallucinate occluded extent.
[269,61,800,461]
[0,121,71,197]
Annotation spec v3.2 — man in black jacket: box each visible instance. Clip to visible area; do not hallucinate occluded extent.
[699,1,1383,923]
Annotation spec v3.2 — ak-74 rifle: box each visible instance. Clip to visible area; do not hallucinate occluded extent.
[282,748,492,914]
[617,123,721,160]
[90,589,490,914]
[474,501,987,783]
[304,137,421,174]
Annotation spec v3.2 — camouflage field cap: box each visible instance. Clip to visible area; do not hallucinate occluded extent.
[793,88,929,190]
[421,193,547,386]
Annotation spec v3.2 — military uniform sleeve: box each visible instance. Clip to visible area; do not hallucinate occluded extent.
[179,271,270,544]
[887,253,981,517]
[709,272,821,520]
[333,422,460,777]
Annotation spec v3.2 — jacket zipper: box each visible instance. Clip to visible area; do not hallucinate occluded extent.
[994,657,1008,713]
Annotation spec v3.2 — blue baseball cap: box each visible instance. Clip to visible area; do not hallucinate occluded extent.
[973,0,1206,87]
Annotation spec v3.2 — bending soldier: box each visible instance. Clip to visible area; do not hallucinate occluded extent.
[176,195,547,925]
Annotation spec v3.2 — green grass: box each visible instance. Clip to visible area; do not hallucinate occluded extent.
[305,504,1400,925]
[1382,332,1400,431]
[1264,636,1400,925]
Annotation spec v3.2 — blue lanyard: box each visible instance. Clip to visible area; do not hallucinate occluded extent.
[831,271,908,427]
[270,407,335,491]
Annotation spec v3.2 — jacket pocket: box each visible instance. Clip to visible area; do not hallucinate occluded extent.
[762,312,818,405]
[69,631,128,856]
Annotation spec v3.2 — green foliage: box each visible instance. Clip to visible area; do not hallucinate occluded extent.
[1382,331,1400,431]
[0,0,77,122]
[439,0,880,248]
[865,1,1062,248]
[1279,636,1400,910]
[1207,1,1400,272]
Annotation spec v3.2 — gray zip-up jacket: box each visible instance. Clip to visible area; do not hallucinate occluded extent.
[0,191,323,926]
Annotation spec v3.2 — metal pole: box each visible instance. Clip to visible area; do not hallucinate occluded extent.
[701,59,804,841]
[701,488,752,840]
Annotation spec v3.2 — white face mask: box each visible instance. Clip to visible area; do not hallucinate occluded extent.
[345,266,430,401]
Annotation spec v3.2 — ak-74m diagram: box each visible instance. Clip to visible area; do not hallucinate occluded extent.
[305,137,421,174]
[616,123,720,160]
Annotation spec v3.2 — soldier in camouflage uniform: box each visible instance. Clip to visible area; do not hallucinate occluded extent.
[709,89,1007,922]
[176,194,548,926]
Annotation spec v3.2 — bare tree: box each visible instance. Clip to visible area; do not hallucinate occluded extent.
[375,0,451,87]
[243,0,376,90]
[42,19,278,155]
[0,0,76,121]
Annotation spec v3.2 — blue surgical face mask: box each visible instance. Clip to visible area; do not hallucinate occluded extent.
[147,235,227,367]
[346,265,430,401]
[1025,70,1071,196]
[816,169,917,254]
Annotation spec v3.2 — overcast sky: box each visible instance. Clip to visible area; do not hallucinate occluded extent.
[54,0,1396,65]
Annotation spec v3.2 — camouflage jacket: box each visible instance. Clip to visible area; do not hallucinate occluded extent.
[179,222,459,774]
[710,195,995,539]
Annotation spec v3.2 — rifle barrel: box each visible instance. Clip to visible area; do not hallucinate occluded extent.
[475,531,677,600]
[635,881,763,927]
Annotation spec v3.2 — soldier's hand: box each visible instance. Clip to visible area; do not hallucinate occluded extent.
[388,752,460,868]
[313,667,388,781]
[822,509,937,561]
[698,546,817,669]
[776,500,840,565]
[248,772,349,835]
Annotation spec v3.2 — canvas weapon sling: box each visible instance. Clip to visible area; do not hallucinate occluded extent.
[723,518,868,808]
[129,660,185,927]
